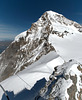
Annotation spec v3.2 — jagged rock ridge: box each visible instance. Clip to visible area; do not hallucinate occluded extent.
[39,59,82,100]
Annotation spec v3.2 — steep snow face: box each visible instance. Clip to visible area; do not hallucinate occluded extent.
[49,33,82,64]
[0,51,64,100]
[39,11,82,34]
[0,20,55,81]
[14,11,82,42]
[39,60,82,100]
[14,11,82,65]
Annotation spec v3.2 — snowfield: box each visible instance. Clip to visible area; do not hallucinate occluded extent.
[49,32,82,64]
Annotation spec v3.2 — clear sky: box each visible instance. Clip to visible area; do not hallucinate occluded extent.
[0,0,82,40]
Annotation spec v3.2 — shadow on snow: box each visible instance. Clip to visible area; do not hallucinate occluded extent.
[1,78,46,100]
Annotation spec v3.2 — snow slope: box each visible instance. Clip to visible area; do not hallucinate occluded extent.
[0,51,64,99]
[0,11,82,100]
[49,32,82,64]
[39,60,82,100]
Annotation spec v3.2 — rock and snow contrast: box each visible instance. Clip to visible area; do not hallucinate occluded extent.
[39,59,82,100]
[0,11,82,100]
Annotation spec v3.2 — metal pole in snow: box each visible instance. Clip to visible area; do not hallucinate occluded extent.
[0,84,10,100]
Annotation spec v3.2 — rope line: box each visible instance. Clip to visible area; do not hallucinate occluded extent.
[16,74,40,100]
[16,74,36,92]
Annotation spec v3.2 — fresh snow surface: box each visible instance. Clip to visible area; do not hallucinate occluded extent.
[0,51,64,100]
[49,32,82,64]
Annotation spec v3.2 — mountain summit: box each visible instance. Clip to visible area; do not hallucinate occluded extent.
[0,10,82,81]
[0,11,82,100]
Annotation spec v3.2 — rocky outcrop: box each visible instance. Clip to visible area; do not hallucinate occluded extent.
[39,60,82,100]
[0,33,55,81]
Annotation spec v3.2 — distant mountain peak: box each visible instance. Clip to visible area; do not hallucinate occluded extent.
[44,10,63,16]
[14,11,82,42]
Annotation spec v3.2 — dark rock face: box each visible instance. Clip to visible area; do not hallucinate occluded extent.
[67,75,77,100]
[0,18,55,81]
[39,60,82,100]
[0,37,55,81]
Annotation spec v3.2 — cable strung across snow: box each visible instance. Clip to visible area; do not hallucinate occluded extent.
[16,74,36,92]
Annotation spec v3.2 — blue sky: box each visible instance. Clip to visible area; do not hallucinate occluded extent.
[0,0,82,40]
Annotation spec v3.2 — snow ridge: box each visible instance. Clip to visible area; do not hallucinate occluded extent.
[39,59,82,100]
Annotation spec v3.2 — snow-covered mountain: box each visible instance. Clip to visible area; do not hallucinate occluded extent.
[0,11,82,100]
[39,59,82,100]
